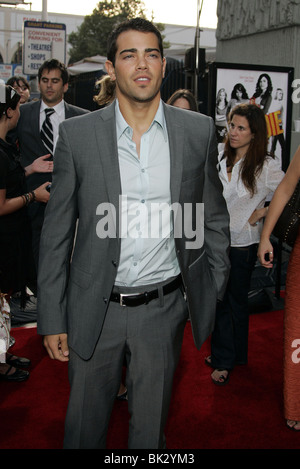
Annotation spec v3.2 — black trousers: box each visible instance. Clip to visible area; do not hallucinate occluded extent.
[210,244,258,370]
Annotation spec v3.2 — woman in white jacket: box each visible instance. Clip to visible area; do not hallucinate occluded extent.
[206,103,284,385]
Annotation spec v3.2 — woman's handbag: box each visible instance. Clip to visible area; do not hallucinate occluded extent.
[272,180,300,247]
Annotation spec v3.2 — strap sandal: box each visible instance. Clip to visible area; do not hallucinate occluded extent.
[0,364,29,382]
[6,353,31,368]
[211,369,230,386]
[204,355,213,368]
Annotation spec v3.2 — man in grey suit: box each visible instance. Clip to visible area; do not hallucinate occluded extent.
[15,59,89,268]
[37,19,230,449]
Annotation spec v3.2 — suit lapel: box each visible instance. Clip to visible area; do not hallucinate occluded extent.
[94,104,121,236]
[64,102,76,118]
[64,102,71,118]
[32,100,43,144]
[163,103,184,205]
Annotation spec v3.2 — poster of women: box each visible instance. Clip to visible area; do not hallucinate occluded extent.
[209,63,294,171]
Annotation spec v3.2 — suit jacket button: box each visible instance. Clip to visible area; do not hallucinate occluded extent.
[112,260,117,267]
[103,297,108,303]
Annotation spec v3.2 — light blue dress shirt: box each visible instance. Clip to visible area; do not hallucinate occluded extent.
[114,100,180,287]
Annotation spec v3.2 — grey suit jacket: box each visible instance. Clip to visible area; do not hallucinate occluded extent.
[37,102,230,359]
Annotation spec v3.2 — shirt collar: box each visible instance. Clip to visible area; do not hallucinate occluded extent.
[218,150,244,166]
[40,99,65,116]
[115,99,167,142]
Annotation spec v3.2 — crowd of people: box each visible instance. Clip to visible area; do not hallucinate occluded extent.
[0,17,299,447]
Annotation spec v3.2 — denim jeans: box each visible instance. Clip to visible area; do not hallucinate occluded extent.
[211,244,258,370]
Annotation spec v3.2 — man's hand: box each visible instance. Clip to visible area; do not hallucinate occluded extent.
[43,333,69,362]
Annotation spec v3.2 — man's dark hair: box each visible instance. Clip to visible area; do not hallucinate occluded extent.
[107,18,164,66]
[38,59,69,85]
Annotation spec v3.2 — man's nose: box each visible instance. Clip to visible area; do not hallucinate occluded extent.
[136,55,148,69]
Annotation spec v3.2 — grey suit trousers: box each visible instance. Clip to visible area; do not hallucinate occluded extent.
[63,279,188,449]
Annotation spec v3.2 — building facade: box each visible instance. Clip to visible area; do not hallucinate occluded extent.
[216,0,300,160]
[0,4,216,69]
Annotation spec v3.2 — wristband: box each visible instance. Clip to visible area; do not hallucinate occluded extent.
[22,192,35,206]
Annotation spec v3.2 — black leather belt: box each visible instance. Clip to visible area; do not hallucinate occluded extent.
[110,275,182,307]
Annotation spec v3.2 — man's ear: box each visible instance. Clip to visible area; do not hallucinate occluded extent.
[105,60,116,81]
[5,107,13,118]
[162,57,166,78]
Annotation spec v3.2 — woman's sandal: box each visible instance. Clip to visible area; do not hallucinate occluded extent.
[6,353,31,368]
[286,420,300,431]
[0,364,29,382]
[204,355,213,368]
[116,389,128,401]
[205,356,230,385]
[211,369,230,386]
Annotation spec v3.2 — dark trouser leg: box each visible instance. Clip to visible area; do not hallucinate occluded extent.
[211,244,257,369]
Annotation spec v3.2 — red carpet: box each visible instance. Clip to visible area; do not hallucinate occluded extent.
[1,309,299,449]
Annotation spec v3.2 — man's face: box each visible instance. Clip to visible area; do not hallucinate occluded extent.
[106,30,166,104]
[38,68,68,106]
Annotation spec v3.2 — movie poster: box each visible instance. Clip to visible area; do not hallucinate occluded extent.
[210,63,294,171]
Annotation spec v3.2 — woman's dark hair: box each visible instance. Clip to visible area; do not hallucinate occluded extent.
[224,103,272,196]
[231,83,248,100]
[107,18,164,66]
[6,75,30,91]
[167,89,198,111]
[0,84,21,118]
[253,73,273,98]
[38,59,69,85]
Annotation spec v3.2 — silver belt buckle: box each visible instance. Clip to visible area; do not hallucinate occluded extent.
[119,292,140,307]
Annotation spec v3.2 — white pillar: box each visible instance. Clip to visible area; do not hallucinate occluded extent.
[42,0,48,21]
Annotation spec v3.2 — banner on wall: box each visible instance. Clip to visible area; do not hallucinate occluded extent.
[0,64,28,82]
